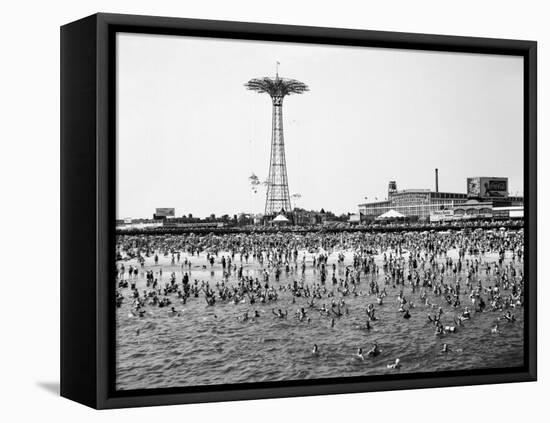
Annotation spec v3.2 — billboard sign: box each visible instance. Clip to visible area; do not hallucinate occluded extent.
[155,207,175,217]
[467,177,508,198]
[467,178,481,197]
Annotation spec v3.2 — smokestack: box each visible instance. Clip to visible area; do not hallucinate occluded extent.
[435,168,439,193]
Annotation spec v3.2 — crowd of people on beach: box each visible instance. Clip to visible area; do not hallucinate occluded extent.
[116,227,525,371]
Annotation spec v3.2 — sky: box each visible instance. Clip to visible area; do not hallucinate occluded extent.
[116,32,524,219]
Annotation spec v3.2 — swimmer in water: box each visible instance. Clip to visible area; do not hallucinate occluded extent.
[272,308,287,319]
[444,324,457,334]
[441,343,449,353]
[501,311,516,322]
[356,348,365,361]
[387,358,401,369]
[367,343,381,357]
[312,344,319,356]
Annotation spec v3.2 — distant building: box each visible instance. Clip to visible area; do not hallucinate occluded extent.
[430,199,493,222]
[453,199,494,219]
[492,206,524,219]
[293,209,323,226]
[359,185,468,220]
[359,173,523,221]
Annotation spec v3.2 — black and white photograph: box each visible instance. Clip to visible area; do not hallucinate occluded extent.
[3,0,549,418]
[114,32,526,391]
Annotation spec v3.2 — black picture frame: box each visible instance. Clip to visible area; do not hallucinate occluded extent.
[60,12,537,409]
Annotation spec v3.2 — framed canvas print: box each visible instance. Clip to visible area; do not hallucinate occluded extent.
[60,13,537,409]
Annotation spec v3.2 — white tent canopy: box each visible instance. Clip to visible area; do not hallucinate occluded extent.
[375,209,405,220]
[272,214,290,223]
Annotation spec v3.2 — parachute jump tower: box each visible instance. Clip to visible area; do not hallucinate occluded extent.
[245,65,308,216]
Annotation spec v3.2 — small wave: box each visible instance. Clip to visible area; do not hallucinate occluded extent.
[129,352,147,359]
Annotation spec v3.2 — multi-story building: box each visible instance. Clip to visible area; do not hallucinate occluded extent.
[359,172,523,221]
[359,188,468,220]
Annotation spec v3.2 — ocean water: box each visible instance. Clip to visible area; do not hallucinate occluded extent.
[115,236,524,391]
